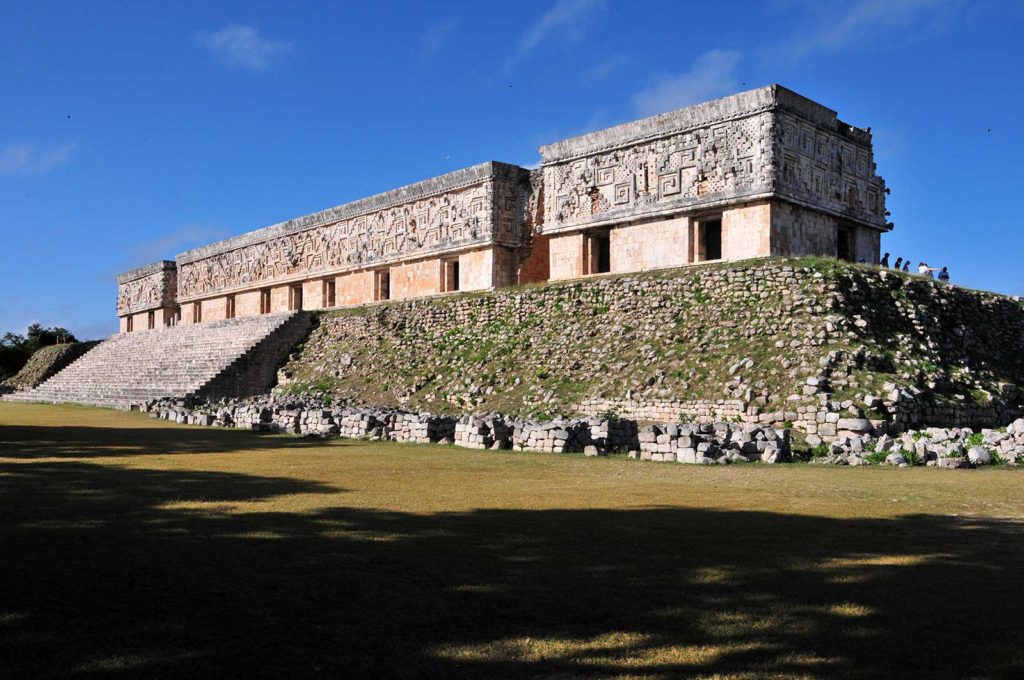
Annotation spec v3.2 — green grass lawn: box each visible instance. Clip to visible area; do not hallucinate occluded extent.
[1,403,1023,679]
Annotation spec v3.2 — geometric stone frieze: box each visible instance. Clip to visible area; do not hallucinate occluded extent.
[538,84,888,233]
[174,161,530,301]
[116,260,177,316]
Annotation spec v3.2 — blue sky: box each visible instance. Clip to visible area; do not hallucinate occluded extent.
[1,0,1022,339]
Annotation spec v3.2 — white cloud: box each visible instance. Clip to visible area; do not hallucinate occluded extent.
[632,50,741,117]
[781,0,957,61]
[0,142,76,174]
[421,19,458,56]
[196,25,291,71]
[505,0,607,70]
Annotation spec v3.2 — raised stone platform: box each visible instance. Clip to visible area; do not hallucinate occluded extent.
[4,312,311,409]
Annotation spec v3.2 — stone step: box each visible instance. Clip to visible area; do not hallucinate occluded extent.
[5,311,312,408]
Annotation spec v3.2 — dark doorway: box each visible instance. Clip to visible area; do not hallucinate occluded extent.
[444,259,460,292]
[585,232,611,274]
[699,219,722,261]
[837,225,855,262]
[594,233,611,274]
[323,280,336,308]
[375,270,391,301]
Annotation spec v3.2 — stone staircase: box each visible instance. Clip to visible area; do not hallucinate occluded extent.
[4,311,312,409]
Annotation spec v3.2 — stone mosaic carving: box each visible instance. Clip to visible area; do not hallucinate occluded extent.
[177,163,528,300]
[774,110,886,225]
[116,261,177,315]
[542,113,774,230]
[539,84,887,232]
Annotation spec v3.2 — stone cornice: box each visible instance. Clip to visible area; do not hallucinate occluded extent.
[117,260,176,284]
[176,161,529,265]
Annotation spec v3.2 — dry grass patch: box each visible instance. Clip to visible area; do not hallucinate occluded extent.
[1,403,1023,678]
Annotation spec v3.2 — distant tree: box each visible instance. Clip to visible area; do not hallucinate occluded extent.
[0,325,78,380]
[24,324,76,352]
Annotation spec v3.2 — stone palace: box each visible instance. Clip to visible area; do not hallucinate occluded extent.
[116,84,890,332]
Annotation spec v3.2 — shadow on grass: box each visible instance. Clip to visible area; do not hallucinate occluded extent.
[0,423,339,458]
[2,456,1023,679]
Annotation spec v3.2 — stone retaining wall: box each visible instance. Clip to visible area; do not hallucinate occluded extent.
[279,260,1024,441]
[144,396,791,464]
[144,395,1024,468]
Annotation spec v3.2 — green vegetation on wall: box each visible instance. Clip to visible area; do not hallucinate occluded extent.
[277,258,1024,421]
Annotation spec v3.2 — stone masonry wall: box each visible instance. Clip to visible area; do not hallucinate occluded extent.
[144,395,791,464]
[609,216,690,273]
[279,259,1024,439]
[770,201,837,257]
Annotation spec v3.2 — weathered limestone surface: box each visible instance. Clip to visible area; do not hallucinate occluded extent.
[609,216,690,273]
[116,260,177,316]
[278,260,1024,438]
[0,342,99,391]
[141,395,1024,467]
[5,312,311,408]
[539,84,886,233]
[142,394,792,463]
[176,162,531,302]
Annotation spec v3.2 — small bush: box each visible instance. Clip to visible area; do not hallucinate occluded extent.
[865,449,889,464]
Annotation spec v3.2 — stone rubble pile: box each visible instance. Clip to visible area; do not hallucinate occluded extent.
[636,422,790,464]
[141,395,792,463]
[143,394,1024,469]
[810,418,1024,467]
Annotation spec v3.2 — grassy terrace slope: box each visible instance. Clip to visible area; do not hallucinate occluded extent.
[280,258,1024,424]
[2,402,1023,678]
[1,341,98,391]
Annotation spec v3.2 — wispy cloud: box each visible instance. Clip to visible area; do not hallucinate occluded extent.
[127,223,230,268]
[581,54,626,81]
[421,19,458,57]
[632,50,741,117]
[505,0,607,70]
[0,142,77,174]
[779,0,958,61]
[196,25,291,71]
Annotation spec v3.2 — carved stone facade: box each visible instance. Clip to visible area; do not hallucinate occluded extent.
[176,162,530,302]
[540,85,886,232]
[116,85,891,331]
[538,84,889,280]
[116,261,179,332]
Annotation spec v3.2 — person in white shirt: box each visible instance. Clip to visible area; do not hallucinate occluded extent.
[917,262,935,277]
